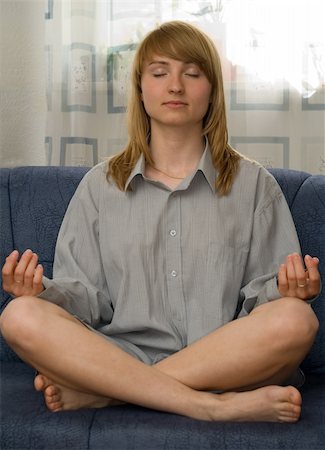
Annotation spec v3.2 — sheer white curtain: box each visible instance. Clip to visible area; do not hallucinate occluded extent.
[44,0,324,173]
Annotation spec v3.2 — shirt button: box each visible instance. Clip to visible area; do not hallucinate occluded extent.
[169,229,177,237]
[171,270,178,277]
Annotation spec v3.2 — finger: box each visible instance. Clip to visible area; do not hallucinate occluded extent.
[286,254,298,290]
[14,249,34,283]
[304,255,321,295]
[292,253,307,288]
[304,255,320,279]
[277,264,288,294]
[24,253,39,288]
[2,250,19,291]
[33,264,44,295]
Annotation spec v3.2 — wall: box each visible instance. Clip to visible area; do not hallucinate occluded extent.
[0,0,46,167]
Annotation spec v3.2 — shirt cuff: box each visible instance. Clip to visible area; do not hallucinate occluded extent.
[240,276,280,316]
[257,276,281,304]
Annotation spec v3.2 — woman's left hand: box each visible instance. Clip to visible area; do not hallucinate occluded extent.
[277,253,321,301]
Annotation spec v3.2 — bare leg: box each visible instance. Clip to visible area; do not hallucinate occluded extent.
[36,296,316,410]
[34,374,302,422]
[155,297,318,391]
[1,297,210,419]
[0,296,317,422]
[37,296,317,417]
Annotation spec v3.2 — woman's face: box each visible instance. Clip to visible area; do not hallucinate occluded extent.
[140,55,212,131]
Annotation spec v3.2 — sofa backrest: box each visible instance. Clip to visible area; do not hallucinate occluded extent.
[1,166,324,374]
[0,167,88,361]
[270,169,325,375]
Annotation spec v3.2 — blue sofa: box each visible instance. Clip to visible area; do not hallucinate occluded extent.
[1,166,325,450]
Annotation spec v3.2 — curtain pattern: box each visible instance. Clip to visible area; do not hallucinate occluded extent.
[45,0,325,174]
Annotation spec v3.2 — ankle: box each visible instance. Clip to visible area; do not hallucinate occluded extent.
[188,391,217,421]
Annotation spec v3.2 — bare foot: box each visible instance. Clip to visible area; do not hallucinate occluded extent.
[208,385,302,423]
[34,374,123,412]
[34,374,302,422]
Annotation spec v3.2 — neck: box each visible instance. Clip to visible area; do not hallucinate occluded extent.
[148,126,205,174]
[149,166,186,180]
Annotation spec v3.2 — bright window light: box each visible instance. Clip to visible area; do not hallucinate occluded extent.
[224,0,325,96]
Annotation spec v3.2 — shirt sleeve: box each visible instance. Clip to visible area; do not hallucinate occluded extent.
[237,169,301,317]
[38,166,113,327]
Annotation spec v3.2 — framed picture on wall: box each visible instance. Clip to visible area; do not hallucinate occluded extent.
[60,137,98,166]
[45,0,53,19]
[107,44,137,113]
[302,86,325,110]
[230,136,290,168]
[45,137,53,166]
[302,42,325,111]
[45,45,53,112]
[62,43,96,113]
[231,65,289,111]
[301,137,325,174]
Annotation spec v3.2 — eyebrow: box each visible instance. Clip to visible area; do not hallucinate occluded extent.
[147,60,199,69]
[148,60,169,66]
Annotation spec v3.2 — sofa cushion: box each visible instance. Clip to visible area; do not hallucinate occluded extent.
[1,362,95,450]
[0,166,88,361]
[1,362,325,450]
[269,169,311,208]
[291,175,325,374]
[0,169,14,305]
[6,166,89,277]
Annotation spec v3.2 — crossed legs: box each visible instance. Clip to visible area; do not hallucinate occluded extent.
[0,296,318,422]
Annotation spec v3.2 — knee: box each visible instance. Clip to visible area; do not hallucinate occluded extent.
[271,298,319,350]
[0,297,43,348]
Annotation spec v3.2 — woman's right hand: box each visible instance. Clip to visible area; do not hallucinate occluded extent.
[2,249,44,297]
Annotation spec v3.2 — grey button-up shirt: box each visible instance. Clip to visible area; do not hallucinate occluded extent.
[41,147,301,362]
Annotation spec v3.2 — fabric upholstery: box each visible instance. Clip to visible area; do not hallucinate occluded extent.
[1,363,324,450]
[270,170,325,374]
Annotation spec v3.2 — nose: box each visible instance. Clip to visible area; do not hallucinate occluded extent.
[168,73,184,94]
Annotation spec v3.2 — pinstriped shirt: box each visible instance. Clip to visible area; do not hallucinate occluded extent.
[41,146,301,363]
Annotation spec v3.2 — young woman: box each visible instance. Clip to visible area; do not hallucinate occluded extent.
[0,21,320,423]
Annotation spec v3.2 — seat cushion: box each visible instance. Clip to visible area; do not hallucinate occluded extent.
[2,363,324,450]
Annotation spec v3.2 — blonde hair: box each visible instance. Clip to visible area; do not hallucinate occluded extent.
[108,21,241,195]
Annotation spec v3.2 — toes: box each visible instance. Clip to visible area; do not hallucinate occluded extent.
[34,374,50,392]
[44,390,63,412]
[286,403,301,419]
[44,385,62,409]
[46,400,63,412]
[256,386,302,423]
[278,394,301,422]
[34,374,63,412]
[45,392,60,404]
[288,387,302,406]
[279,414,299,423]
[45,384,59,397]
[279,409,301,423]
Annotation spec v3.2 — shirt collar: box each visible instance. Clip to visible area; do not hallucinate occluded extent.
[125,137,217,192]
[196,139,217,193]
[125,154,146,190]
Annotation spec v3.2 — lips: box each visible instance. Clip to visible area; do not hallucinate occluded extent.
[163,101,188,107]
